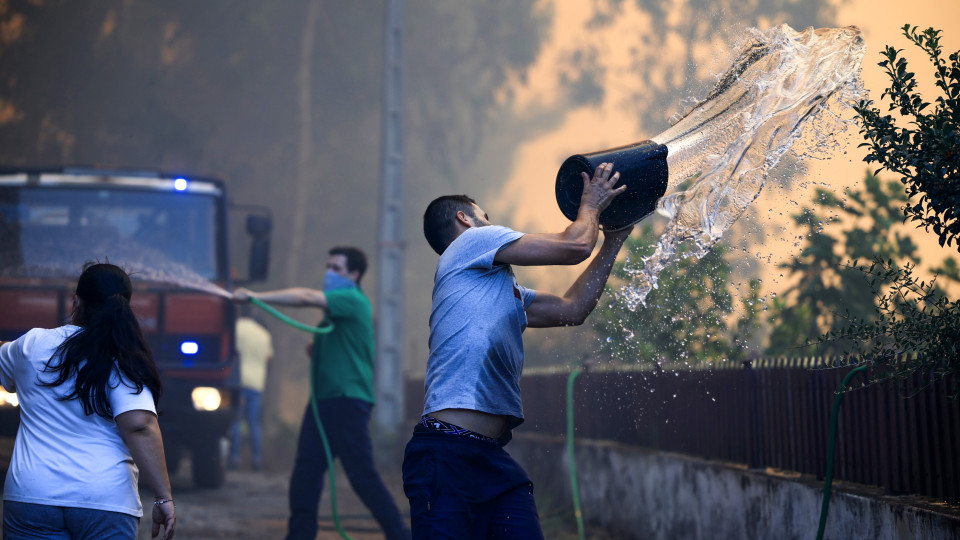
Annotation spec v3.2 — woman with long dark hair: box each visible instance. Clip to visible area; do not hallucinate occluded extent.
[0,263,176,539]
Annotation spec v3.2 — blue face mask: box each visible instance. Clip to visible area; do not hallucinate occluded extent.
[324,269,356,291]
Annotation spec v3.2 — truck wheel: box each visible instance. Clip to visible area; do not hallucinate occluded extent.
[191,436,225,489]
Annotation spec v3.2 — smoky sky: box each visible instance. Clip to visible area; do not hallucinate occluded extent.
[0,0,836,424]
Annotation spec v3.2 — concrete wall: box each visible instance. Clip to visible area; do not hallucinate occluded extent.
[509,433,960,540]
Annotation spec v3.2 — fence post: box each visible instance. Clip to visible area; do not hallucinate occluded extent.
[745,358,763,470]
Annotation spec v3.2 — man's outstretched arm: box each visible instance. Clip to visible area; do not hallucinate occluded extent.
[495,162,625,267]
[525,226,632,328]
[233,287,328,310]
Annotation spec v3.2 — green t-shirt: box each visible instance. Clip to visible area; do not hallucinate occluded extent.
[311,287,376,404]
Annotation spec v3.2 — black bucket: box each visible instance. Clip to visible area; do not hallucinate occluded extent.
[555,140,669,230]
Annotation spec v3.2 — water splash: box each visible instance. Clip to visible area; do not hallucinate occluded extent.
[128,264,233,298]
[621,25,865,309]
[6,241,232,298]
[112,245,232,298]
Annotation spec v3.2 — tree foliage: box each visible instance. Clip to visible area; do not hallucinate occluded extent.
[593,223,761,366]
[854,25,960,249]
[814,26,960,397]
[821,260,960,399]
[766,172,921,356]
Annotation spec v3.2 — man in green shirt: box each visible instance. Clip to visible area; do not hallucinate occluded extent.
[235,246,409,540]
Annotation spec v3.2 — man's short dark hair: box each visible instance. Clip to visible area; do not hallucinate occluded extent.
[423,195,479,255]
[329,246,368,284]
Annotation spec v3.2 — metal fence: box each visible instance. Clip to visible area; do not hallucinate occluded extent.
[404,358,960,503]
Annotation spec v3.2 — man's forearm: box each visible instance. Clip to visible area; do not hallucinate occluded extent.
[525,228,632,328]
[561,234,625,317]
[561,205,601,249]
[250,288,327,309]
[560,161,623,248]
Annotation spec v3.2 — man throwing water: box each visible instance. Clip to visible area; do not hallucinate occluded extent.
[404,162,632,538]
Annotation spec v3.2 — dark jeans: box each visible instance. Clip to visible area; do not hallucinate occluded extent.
[229,388,263,468]
[3,501,138,540]
[402,425,544,539]
[286,397,410,540]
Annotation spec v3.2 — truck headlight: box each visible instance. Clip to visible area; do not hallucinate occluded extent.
[191,387,222,411]
[0,388,19,407]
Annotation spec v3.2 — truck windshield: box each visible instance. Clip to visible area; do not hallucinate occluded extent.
[0,186,221,281]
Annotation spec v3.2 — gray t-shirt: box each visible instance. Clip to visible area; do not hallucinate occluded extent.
[422,225,536,426]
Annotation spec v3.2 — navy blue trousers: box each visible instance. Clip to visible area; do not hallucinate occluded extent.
[286,397,410,540]
[402,426,544,539]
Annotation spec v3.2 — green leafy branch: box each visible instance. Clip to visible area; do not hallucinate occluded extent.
[853,25,960,249]
[819,258,960,398]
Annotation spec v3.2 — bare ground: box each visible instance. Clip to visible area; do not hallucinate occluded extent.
[0,441,614,539]
[138,462,611,539]
[135,461,402,540]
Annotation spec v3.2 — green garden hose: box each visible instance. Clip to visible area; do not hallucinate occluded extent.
[249,297,335,335]
[567,367,586,540]
[248,297,353,540]
[815,365,868,540]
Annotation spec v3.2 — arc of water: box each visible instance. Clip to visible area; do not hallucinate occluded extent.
[622,25,865,310]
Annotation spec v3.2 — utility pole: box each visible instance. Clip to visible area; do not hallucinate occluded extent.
[374,0,405,438]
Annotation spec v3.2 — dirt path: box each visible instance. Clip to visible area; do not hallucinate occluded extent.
[133,461,608,539]
[0,453,610,539]
[136,464,401,540]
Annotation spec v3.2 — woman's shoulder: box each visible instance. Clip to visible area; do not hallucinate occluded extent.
[18,325,79,349]
[32,325,80,340]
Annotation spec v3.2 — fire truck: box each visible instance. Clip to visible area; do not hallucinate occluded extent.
[0,168,271,488]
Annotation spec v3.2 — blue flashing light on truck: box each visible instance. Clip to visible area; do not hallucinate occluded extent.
[0,168,271,489]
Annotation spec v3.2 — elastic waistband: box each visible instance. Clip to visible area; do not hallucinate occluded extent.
[417,415,504,445]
